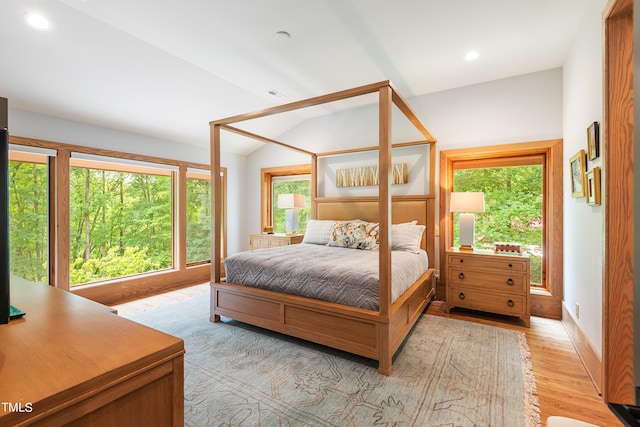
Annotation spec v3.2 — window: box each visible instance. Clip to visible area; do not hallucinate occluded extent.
[440,140,562,298]
[453,159,544,285]
[271,174,311,234]
[186,169,212,264]
[8,151,49,283]
[8,137,223,305]
[69,156,174,286]
[261,165,311,234]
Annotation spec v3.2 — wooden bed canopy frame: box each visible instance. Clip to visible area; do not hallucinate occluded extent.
[209,80,437,375]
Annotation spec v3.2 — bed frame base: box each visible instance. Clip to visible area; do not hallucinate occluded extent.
[211,268,435,375]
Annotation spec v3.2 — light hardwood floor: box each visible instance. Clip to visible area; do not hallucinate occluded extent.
[112,284,622,427]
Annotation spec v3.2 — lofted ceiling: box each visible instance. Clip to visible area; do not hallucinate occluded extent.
[0,0,591,155]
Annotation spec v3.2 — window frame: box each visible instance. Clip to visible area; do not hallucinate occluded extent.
[184,168,226,267]
[8,151,50,284]
[8,135,225,305]
[260,164,311,233]
[439,139,563,318]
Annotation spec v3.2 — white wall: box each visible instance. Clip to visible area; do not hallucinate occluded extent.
[245,68,563,252]
[412,68,564,150]
[562,0,607,356]
[8,108,247,256]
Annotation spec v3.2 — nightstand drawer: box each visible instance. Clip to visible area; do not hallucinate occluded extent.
[448,254,527,272]
[249,234,304,250]
[448,285,528,317]
[447,267,527,293]
[250,237,270,249]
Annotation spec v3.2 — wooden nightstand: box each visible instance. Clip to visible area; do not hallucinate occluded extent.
[249,233,304,250]
[445,248,531,327]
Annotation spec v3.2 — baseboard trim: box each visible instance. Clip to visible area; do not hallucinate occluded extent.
[561,302,603,395]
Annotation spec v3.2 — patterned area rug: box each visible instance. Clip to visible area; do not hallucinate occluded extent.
[125,293,540,427]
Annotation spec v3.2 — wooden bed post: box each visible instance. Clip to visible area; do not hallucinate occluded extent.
[378,84,393,375]
[378,86,393,317]
[311,154,318,218]
[210,123,222,322]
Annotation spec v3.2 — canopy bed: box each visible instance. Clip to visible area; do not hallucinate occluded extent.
[209,81,437,375]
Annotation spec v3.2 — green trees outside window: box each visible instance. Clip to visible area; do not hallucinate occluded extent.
[69,164,172,285]
[454,165,543,284]
[9,158,48,283]
[186,175,212,264]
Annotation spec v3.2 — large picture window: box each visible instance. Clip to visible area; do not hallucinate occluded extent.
[8,136,225,305]
[69,156,174,286]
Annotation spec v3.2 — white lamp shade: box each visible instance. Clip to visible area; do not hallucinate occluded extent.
[449,192,485,213]
[278,193,306,209]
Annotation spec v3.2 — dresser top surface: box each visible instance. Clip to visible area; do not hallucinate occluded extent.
[447,247,529,259]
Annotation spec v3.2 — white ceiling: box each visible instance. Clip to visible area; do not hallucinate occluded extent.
[0,0,590,155]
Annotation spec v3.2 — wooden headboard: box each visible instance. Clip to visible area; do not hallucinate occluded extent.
[315,196,435,263]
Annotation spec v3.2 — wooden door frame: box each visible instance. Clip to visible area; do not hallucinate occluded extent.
[602,0,634,403]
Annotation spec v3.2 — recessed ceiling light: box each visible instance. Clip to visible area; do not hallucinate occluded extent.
[274,31,291,40]
[465,51,479,61]
[24,12,51,30]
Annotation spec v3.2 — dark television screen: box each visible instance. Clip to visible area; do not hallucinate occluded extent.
[0,128,9,324]
[609,402,640,426]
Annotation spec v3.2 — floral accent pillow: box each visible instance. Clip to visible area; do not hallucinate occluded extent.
[327,221,379,250]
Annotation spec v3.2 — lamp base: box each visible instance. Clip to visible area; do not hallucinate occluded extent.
[285,209,298,235]
[458,213,476,251]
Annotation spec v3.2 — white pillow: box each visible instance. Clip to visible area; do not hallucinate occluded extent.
[302,220,337,245]
[392,221,426,253]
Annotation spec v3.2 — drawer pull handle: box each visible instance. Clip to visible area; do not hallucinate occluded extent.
[507,278,514,286]
[458,272,465,280]
[507,300,515,307]
[458,292,465,300]
[459,259,464,263]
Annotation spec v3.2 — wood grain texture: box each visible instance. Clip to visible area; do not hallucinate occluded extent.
[2,280,184,426]
[445,249,531,327]
[562,302,603,394]
[603,0,635,403]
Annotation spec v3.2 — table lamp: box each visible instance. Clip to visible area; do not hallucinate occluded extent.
[277,194,305,235]
[450,192,485,251]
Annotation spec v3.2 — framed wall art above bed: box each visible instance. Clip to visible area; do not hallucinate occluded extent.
[209,81,437,375]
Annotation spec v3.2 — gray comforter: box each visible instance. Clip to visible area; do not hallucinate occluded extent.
[224,243,429,311]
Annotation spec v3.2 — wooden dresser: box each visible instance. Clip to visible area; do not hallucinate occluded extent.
[0,280,184,426]
[445,248,531,327]
[249,233,304,250]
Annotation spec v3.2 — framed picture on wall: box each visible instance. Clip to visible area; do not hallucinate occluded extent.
[587,121,600,160]
[586,167,601,206]
[570,150,587,198]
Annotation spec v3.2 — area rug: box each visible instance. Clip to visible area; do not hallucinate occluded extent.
[125,293,540,427]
